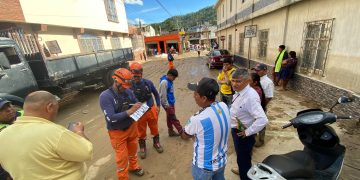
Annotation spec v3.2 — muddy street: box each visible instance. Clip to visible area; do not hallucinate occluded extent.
[55,53,359,180]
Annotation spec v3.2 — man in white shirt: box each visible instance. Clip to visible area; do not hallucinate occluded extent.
[252,63,274,147]
[181,77,231,180]
[230,69,268,180]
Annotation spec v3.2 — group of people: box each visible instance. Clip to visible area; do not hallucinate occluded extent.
[273,45,298,91]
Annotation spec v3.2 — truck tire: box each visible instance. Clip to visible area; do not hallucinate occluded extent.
[103,69,115,88]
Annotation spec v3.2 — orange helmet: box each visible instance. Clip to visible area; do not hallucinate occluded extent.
[129,62,143,76]
[112,68,133,89]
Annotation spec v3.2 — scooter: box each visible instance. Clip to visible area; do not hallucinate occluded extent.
[247,96,354,180]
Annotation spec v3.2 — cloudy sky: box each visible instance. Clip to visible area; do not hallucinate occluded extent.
[125,0,217,25]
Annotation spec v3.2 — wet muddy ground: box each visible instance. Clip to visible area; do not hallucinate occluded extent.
[55,51,359,180]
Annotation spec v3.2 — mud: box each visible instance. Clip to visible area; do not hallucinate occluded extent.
[54,52,359,179]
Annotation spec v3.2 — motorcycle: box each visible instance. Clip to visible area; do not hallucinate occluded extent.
[247,96,354,180]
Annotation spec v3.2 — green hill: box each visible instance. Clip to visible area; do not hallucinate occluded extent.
[150,6,216,33]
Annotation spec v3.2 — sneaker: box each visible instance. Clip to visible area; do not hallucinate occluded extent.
[168,129,180,137]
[231,167,239,175]
[130,168,144,176]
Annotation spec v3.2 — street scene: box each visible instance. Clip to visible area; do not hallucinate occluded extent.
[0,0,360,180]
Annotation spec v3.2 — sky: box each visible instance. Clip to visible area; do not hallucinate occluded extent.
[124,0,217,25]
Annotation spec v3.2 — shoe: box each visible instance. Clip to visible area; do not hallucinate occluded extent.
[138,139,146,159]
[231,167,239,175]
[130,168,144,176]
[168,129,180,137]
[153,135,164,153]
[254,141,264,147]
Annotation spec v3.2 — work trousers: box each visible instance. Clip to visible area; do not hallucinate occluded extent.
[231,129,255,180]
[137,105,159,139]
[164,105,183,134]
[168,61,175,69]
[108,123,141,180]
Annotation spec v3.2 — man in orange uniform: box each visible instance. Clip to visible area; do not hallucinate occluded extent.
[130,62,163,159]
[167,50,175,69]
[99,68,144,179]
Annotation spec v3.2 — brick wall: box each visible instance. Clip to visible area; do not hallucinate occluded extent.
[0,0,25,22]
[234,55,360,119]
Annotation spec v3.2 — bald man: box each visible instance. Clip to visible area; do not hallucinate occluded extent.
[0,91,93,180]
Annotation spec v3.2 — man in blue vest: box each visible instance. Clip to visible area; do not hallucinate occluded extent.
[159,69,183,136]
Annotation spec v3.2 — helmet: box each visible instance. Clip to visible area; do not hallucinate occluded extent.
[129,62,143,75]
[112,68,133,89]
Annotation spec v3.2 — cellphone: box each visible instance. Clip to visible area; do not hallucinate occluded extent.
[67,122,77,131]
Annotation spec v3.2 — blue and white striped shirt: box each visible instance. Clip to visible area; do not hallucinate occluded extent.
[184,102,231,171]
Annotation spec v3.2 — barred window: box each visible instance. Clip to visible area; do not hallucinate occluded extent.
[239,33,245,55]
[258,29,269,59]
[78,34,104,53]
[230,0,233,12]
[104,0,118,22]
[228,34,232,51]
[110,37,122,49]
[301,19,333,75]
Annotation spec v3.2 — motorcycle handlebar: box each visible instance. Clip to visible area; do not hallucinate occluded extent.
[282,122,292,129]
[336,115,352,119]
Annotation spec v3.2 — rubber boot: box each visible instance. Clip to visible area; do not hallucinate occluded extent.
[168,129,180,137]
[138,139,146,159]
[153,135,164,153]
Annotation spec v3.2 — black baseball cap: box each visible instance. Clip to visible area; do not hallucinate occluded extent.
[187,77,219,99]
[0,98,11,109]
[251,63,268,71]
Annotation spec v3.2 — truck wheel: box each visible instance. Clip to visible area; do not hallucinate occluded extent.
[103,69,114,88]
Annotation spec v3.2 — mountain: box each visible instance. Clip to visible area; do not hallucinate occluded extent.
[150,6,216,33]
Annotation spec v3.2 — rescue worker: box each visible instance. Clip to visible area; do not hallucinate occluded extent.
[167,49,175,69]
[99,68,144,179]
[130,62,163,159]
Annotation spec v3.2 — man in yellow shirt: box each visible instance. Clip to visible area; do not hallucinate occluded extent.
[217,58,236,107]
[0,91,93,180]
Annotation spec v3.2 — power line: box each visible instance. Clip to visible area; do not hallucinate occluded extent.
[154,0,172,17]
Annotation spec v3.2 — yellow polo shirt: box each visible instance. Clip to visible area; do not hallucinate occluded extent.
[0,116,93,180]
[217,67,236,95]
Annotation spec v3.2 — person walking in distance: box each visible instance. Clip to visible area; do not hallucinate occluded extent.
[0,91,93,180]
[229,69,268,180]
[99,68,144,179]
[130,62,163,159]
[182,77,231,180]
[273,45,288,86]
[159,69,183,137]
[167,49,175,70]
[217,58,236,107]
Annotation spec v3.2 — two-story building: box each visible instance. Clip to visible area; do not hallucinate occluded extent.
[215,0,360,121]
[0,0,132,58]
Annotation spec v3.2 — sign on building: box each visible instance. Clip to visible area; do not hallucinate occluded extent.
[45,40,62,54]
[220,35,225,41]
[244,25,257,38]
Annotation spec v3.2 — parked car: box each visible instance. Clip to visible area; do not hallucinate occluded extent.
[206,49,232,69]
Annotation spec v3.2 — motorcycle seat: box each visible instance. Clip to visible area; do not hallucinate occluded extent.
[262,150,315,179]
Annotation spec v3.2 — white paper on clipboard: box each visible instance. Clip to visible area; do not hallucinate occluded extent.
[130,103,149,121]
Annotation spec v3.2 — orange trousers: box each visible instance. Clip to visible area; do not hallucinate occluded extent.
[108,123,141,180]
[168,61,175,69]
[137,105,159,139]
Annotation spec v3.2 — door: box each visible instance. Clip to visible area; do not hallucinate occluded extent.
[0,45,38,99]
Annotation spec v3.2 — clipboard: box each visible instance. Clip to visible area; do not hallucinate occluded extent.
[130,103,149,121]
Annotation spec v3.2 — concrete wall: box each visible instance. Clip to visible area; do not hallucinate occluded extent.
[216,0,360,94]
[19,0,129,33]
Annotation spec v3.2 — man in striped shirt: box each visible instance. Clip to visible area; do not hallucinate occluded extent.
[182,77,231,180]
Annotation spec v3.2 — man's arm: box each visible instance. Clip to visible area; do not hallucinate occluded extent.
[99,94,130,123]
[149,80,161,107]
[244,97,268,136]
[159,80,169,108]
[56,130,93,162]
[181,118,197,140]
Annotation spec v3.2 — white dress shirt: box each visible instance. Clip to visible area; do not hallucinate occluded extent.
[230,85,268,136]
[260,75,274,98]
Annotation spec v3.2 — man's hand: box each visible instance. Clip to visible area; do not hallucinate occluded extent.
[237,131,247,138]
[71,122,88,139]
[126,102,142,115]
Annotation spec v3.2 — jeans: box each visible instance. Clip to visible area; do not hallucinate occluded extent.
[231,128,255,180]
[192,164,225,180]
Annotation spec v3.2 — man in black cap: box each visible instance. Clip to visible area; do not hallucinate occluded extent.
[181,77,231,180]
[0,98,17,131]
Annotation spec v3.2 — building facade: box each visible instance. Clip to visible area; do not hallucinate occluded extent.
[215,0,360,95]
[144,34,182,56]
[0,0,132,58]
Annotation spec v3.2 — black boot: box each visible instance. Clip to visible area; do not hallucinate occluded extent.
[138,139,146,159]
[153,135,164,153]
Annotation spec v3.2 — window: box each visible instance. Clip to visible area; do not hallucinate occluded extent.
[228,34,232,51]
[104,0,118,22]
[222,4,224,18]
[78,34,105,53]
[0,47,21,69]
[230,0,233,12]
[110,37,122,49]
[239,33,245,55]
[258,29,269,58]
[301,19,333,74]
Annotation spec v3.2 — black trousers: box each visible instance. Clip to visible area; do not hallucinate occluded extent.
[231,128,255,180]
